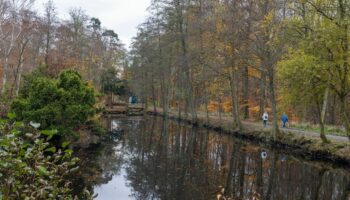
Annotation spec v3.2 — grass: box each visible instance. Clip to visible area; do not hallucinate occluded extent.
[290,123,347,137]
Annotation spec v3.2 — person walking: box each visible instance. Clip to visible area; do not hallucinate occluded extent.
[281,114,289,128]
[262,112,268,127]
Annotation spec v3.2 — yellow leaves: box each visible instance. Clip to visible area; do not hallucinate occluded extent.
[260,11,274,29]
[249,67,260,79]
[264,12,274,23]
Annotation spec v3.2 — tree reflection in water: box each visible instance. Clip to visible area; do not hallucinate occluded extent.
[70,116,127,198]
[73,116,350,200]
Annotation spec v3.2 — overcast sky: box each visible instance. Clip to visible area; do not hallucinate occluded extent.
[34,0,151,49]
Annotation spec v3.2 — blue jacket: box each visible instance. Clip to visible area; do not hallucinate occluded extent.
[281,115,288,123]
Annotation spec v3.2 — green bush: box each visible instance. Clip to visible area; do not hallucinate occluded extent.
[11,70,96,140]
[0,118,93,200]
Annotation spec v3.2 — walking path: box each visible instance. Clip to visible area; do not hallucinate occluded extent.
[149,108,349,142]
[242,120,348,142]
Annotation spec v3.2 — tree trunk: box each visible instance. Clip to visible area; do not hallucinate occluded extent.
[243,66,249,119]
[267,67,279,138]
[198,0,208,125]
[229,64,242,130]
[1,23,19,97]
[151,82,157,113]
[176,61,183,119]
[157,17,169,117]
[175,0,196,123]
[340,97,350,140]
[1,59,8,96]
[259,71,266,119]
[14,39,29,97]
[329,94,337,124]
[15,55,24,97]
[204,89,210,124]
[319,88,329,142]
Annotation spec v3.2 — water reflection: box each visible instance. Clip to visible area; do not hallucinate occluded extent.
[74,116,350,200]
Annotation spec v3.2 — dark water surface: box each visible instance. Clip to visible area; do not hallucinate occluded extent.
[73,116,350,200]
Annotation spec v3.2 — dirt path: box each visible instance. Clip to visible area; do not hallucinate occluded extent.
[149,108,349,142]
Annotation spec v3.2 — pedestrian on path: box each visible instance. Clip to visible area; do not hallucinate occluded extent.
[262,112,268,127]
[281,114,289,128]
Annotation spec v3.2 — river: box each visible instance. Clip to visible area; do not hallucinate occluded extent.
[72,116,350,200]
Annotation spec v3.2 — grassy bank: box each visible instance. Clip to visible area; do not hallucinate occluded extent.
[290,123,346,137]
[147,109,350,167]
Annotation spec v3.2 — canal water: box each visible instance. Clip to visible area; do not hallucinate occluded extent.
[73,116,350,200]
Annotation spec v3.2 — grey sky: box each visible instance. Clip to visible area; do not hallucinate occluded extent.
[34,0,151,49]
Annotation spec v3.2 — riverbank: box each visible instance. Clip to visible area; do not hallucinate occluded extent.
[147,108,350,166]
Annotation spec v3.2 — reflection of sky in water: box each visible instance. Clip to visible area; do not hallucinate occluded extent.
[94,168,133,200]
[94,128,132,200]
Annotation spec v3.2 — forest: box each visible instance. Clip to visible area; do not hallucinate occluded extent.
[129,0,350,142]
[0,0,350,199]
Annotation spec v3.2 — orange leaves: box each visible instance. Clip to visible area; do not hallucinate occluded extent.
[207,98,232,113]
[223,99,232,113]
[248,67,260,78]
[208,101,218,112]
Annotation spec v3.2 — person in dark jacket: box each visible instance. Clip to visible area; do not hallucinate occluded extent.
[131,95,138,104]
[281,114,289,128]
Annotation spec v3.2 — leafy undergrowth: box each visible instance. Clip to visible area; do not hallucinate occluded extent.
[0,117,93,200]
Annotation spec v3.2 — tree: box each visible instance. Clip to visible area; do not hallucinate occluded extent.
[278,50,329,142]
[284,0,350,139]
[252,0,287,138]
[101,67,126,96]
[0,0,34,96]
[43,0,57,66]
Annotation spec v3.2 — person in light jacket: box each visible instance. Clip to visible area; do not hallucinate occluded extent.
[262,112,268,127]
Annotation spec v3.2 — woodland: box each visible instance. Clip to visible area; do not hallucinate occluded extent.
[129,0,350,142]
[0,0,350,199]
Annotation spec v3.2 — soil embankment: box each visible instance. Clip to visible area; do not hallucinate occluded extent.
[148,109,350,167]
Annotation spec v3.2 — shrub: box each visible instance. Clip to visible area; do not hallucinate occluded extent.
[0,118,93,200]
[11,70,96,140]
